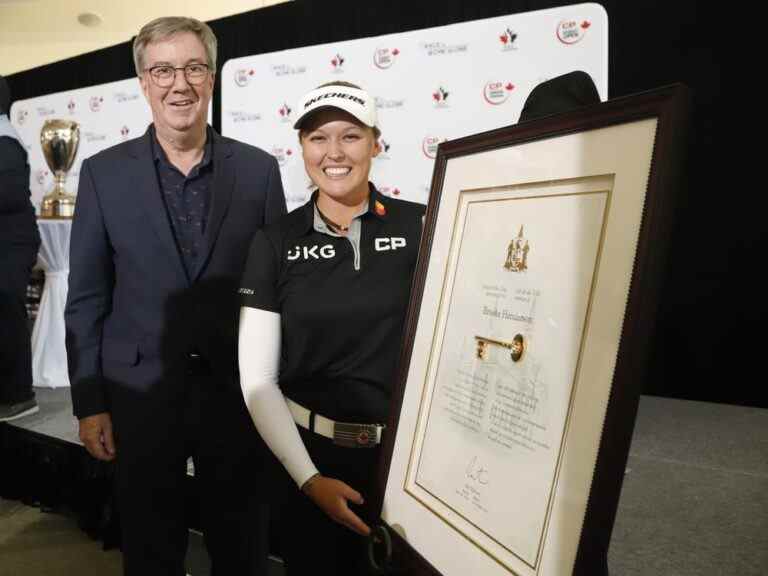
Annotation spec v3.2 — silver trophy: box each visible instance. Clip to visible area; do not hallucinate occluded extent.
[40,119,80,218]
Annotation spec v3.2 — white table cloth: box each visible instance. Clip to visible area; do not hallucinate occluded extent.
[31,219,71,388]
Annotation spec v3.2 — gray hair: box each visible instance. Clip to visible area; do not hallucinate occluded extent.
[133,17,217,76]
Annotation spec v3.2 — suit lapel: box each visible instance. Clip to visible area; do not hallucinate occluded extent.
[193,132,234,282]
[128,128,189,284]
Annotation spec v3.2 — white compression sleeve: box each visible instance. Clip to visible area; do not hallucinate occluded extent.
[238,307,319,488]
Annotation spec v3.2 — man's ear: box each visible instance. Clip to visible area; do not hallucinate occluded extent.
[139,73,150,100]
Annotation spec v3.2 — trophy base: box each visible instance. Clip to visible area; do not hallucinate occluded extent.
[40,194,76,219]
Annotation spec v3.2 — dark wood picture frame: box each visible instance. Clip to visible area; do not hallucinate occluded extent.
[371,84,690,576]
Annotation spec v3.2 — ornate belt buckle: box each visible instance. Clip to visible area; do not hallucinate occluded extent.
[333,422,379,448]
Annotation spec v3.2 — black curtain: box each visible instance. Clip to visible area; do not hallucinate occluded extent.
[9,0,762,408]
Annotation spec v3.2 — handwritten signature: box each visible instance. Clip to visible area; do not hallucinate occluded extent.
[465,456,490,485]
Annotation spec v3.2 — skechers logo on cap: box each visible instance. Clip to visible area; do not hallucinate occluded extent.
[304,92,365,109]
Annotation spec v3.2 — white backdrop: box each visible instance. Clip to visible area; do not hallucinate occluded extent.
[222,3,608,211]
[8,77,155,388]
[9,77,153,212]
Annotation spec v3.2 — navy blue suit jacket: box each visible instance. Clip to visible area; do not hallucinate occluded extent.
[65,127,286,419]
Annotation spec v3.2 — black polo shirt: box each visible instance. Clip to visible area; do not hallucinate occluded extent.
[239,184,425,423]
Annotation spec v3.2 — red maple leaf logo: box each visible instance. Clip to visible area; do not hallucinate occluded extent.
[286,149,292,156]
[500,34,508,44]
[505,83,515,91]
[433,92,441,101]
[331,58,338,67]
[581,21,591,29]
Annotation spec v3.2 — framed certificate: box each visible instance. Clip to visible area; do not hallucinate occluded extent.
[372,85,689,576]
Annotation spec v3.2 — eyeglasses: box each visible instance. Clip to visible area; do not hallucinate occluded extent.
[145,63,210,87]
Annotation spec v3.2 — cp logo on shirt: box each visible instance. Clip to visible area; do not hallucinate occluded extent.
[375,237,406,252]
[287,244,336,261]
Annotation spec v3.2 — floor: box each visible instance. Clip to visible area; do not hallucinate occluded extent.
[1,389,767,575]
[607,396,768,576]
[0,496,121,576]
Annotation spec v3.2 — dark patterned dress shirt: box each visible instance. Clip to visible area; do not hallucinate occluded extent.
[151,128,213,278]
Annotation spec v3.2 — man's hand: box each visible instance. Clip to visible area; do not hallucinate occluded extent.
[303,475,371,536]
[78,412,116,461]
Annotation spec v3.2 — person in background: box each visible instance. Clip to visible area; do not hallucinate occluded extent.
[0,74,41,423]
[238,81,425,575]
[64,17,285,576]
[518,70,601,122]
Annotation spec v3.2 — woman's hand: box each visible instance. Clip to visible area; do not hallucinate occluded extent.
[303,475,371,536]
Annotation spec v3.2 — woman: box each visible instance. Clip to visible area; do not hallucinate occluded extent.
[238,81,425,574]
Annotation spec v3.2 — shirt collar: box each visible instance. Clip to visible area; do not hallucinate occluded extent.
[313,198,368,236]
[150,124,213,171]
[299,182,388,235]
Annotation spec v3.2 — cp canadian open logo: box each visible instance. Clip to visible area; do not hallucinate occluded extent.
[234,69,254,87]
[557,19,590,44]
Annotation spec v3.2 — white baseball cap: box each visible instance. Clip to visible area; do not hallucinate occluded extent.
[293,84,377,130]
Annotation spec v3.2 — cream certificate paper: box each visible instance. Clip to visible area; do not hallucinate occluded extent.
[407,176,612,569]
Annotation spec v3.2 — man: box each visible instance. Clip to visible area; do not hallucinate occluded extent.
[65,17,285,575]
[0,75,41,422]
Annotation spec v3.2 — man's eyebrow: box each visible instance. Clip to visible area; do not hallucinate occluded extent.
[148,58,206,67]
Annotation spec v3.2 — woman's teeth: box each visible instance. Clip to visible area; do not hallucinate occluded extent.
[324,167,350,177]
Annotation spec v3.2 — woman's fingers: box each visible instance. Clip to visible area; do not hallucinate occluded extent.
[305,476,371,535]
[336,481,364,505]
[339,505,371,536]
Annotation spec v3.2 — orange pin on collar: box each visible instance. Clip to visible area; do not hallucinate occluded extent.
[375,200,386,216]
